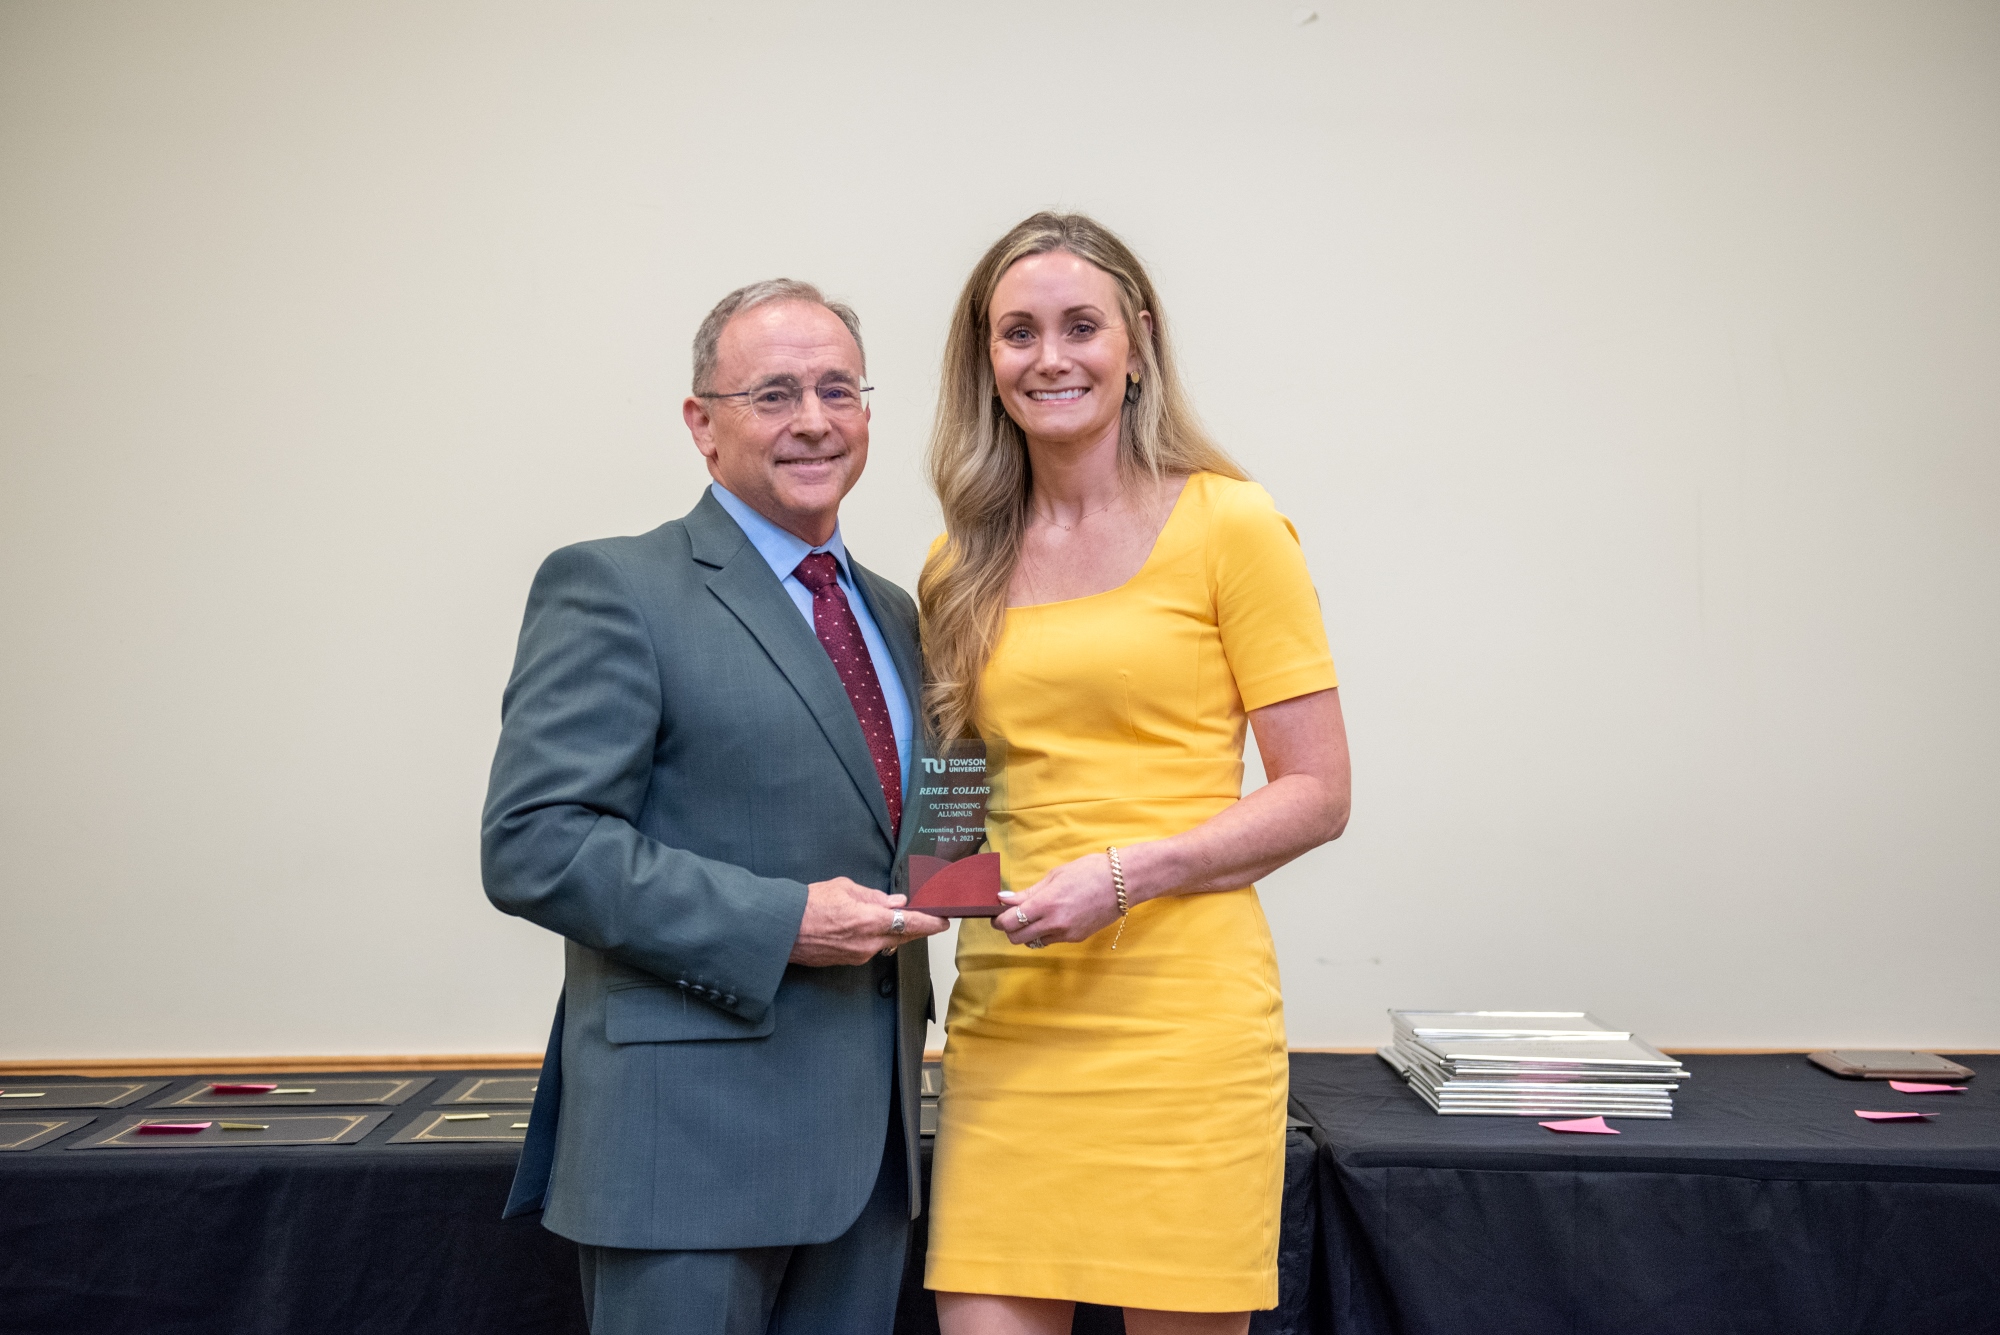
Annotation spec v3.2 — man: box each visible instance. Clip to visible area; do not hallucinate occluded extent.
[482,279,948,1335]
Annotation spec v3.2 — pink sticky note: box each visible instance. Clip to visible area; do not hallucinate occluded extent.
[136,1121,213,1134]
[1541,1116,1619,1135]
[209,1083,277,1095]
[1887,1081,1966,1094]
[1854,1110,1936,1122]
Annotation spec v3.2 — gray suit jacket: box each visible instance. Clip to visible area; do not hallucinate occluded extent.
[482,490,931,1250]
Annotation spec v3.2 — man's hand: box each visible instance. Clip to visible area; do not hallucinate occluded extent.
[788,877,948,967]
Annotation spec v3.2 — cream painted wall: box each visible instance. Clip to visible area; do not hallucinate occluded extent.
[2,1,1996,1061]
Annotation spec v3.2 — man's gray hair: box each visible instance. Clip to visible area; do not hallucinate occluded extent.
[691,279,865,395]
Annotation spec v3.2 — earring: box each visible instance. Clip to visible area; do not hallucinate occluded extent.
[1124,374,1142,405]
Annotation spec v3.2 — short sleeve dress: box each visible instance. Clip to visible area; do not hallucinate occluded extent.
[924,471,1339,1312]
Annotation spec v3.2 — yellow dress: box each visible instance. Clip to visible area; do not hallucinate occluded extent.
[924,471,1339,1312]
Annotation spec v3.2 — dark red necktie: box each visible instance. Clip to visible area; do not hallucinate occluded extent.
[793,552,902,833]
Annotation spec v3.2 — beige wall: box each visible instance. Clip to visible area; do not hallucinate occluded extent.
[2,1,1995,1060]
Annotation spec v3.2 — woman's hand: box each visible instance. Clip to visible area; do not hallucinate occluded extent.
[996,853,1124,947]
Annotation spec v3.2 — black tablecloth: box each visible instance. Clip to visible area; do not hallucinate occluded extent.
[0,1072,581,1335]
[0,1068,1317,1335]
[1288,1051,2000,1335]
[11,1056,1992,1334]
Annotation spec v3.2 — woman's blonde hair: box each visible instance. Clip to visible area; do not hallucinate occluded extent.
[918,212,1246,740]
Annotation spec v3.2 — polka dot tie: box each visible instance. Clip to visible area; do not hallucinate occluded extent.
[793,552,902,834]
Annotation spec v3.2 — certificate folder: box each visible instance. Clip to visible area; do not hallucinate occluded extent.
[389,1108,533,1144]
[0,1117,96,1152]
[72,1112,388,1148]
[437,1076,541,1105]
[156,1076,433,1108]
[0,1081,166,1110]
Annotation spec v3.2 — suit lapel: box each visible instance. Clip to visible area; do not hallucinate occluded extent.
[688,494,897,847]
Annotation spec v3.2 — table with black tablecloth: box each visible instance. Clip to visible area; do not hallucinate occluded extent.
[6,1057,1995,1334]
[0,1067,1317,1335]
[1288,1051,2000,1335]
[0,1071,581,1335]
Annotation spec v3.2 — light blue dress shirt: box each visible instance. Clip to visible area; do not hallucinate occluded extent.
[709,483,913,798]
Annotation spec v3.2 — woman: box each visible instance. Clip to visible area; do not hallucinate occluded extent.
[919,212,1352,1335]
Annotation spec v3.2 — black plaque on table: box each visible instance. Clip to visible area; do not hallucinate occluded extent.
[0,1116,96,1152]
[0,1081,166,1109]
[71,1111,391,1148]
[388,1108,533,1144]
[919,1059,943,1137]
[902,738,1006,917]
[436,1075,540,1105]
[154,1076,433,1108]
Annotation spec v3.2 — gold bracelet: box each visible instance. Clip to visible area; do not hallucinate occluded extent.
[1107,846,1129,951]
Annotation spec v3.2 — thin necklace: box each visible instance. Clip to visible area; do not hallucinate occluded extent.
[1032,492,1122,532]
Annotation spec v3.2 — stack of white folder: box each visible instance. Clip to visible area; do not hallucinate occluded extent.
[1378,1011,1689,1118]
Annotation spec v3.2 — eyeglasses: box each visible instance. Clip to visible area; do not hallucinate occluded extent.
[697,378,873,420]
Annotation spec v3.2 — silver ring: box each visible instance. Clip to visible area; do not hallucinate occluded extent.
[1014,907,1029,927]
[890,910,906,935]
[1027,939,1047,949]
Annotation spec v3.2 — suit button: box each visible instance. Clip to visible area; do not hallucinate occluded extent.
[723,994,737,1007]
[878,976,895,998]
[675,980,689,990]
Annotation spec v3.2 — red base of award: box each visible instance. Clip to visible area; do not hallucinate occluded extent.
[906,852,1004,917]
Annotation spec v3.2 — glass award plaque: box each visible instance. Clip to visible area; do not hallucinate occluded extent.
[902,738,1006,917]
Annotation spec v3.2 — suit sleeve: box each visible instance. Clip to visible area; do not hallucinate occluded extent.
[480,543,808,1023]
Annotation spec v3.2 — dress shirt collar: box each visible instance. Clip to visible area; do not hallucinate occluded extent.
[708,482,854,584]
